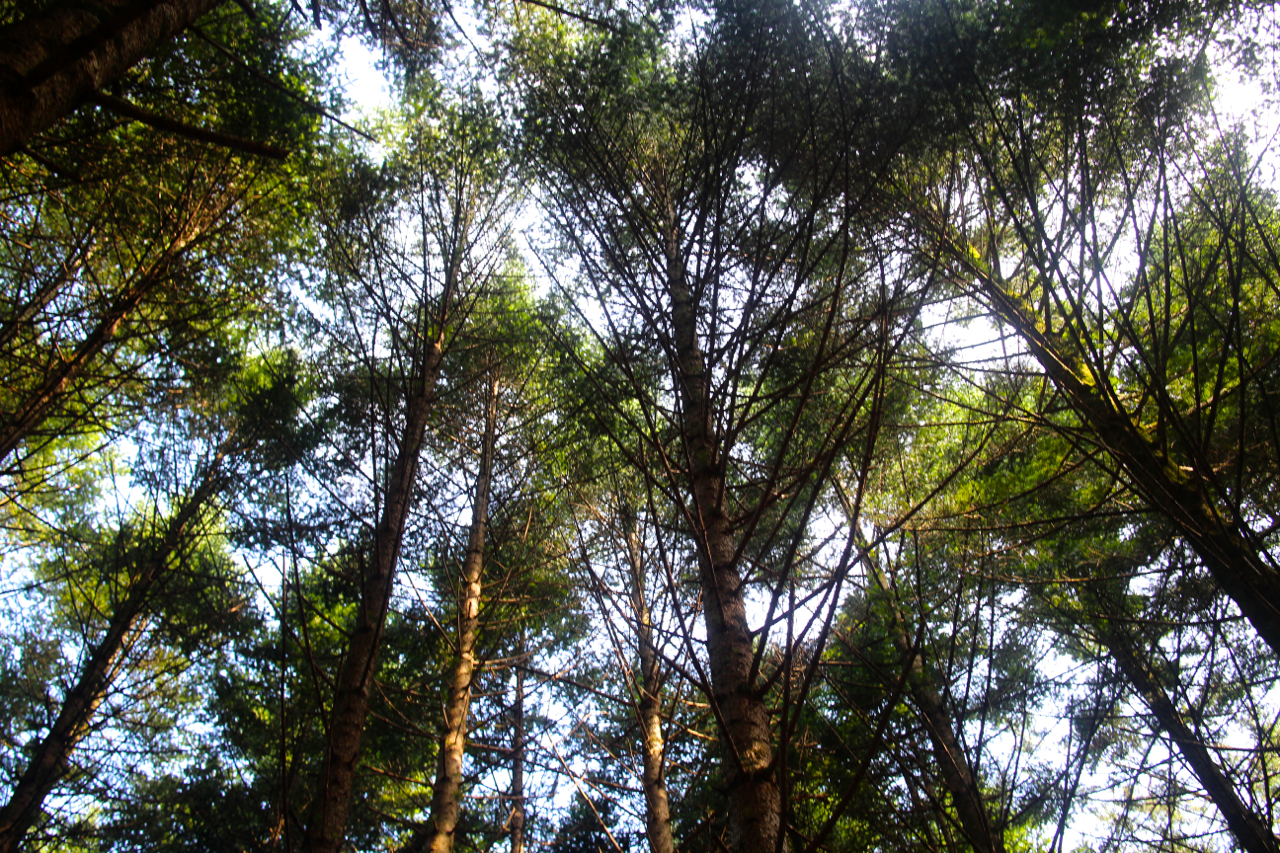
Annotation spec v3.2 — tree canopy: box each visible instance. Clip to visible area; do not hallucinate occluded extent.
[3,0,1280,852]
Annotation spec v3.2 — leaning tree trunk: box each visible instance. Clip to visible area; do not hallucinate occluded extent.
[666,222,783,853]
[622,502,675,853]
[0,459,225,853]
[934,224,1280,659]
[401,370,498,853]
[304,337,445,853]
[0,0,226,155]
[1082,581,1280,853]
[509,635,527,853]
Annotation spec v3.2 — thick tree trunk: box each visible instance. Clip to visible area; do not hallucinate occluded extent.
[401,372,497,853]
[0,462,224,853]
[860,546,1003,853]
[0,0,225,155]
[665,226,783,853]
[1085,585,1280,853]
[943,235,1280,658]
[304,340,445,853]
[623,504,675,853]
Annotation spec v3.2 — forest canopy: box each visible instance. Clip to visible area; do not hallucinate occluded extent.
[2,0,1280,852]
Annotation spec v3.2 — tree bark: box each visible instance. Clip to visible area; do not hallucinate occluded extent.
[0,461,225,853]
[400,370,497,853]
[622,503,675,853]
[939,232,1280,658]
[665,222,783,853]
[0,0,226,155]
[304,338,445,853]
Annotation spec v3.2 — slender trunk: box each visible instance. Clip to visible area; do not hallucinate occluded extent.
[0,270,151,462]
[860,543,1003,853]
[0,214,210,466]
[0,0,226,155]
[401,372,498,853]
[665,223,782,853]
[0,237,92,352]
[0,462,224,852]
[623,503,675,853]
[304,339,445,853]
[510,637,526,853]
[307,167,477,853]
[945,236,1280,657]
[1086,587,1280,853]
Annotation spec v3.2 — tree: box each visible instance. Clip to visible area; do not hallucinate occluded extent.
[301,91,519,853]
[0,0,323,524]
[0,0,229,156]
[887,0,1280,656]
[0,344,308,850]
[517,3,933,850]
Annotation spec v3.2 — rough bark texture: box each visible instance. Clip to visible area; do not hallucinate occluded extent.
[304,339,445,853]
[0,463,224,853]
[0,0,226,155]
[666,225,783,853]
[401,373,497,853]
[623,505,675,853]
[947,240,1280,658]
[863,551,1003,853]
[1087,589,1280,853]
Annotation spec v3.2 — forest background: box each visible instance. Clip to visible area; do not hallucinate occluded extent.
[2,0,1280,852]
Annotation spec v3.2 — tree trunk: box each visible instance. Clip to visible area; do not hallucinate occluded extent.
[1085,584,1280,853]
[401,370,498,853]
[304,339,445,853]
[510,638,526,853]
[0,0,226,155]
[0,461,224,853]
[623,503,675,853]
[859,541,1003,853]
[0,206,216,467]
[666,224,783,853]
[941,231,1280,658]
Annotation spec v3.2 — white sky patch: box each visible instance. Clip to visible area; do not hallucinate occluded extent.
[337,36,396,118]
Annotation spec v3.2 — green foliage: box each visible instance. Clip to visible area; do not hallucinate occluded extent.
[4,1,1280,852]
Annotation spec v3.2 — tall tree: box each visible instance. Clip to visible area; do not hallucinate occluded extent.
[888,0,1280,655]
[302,92,518,853]
[517,3,929,849]
[405,366,498,853]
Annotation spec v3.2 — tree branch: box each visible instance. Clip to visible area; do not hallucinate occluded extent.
[90,91,290,159]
